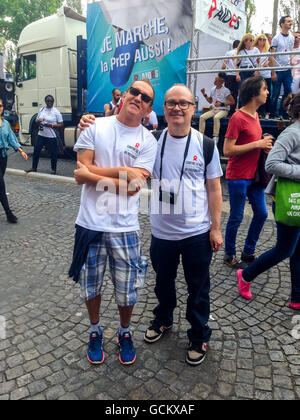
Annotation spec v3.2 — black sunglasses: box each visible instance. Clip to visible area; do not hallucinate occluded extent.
[128,87,153,104]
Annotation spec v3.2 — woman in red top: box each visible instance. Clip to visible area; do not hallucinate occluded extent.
[223,76,274,268]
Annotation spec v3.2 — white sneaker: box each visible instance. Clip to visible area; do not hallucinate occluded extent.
[213,136,219,144]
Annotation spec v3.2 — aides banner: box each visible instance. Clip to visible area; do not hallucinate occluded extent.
[195,0,246,44]
[87,0,192,115]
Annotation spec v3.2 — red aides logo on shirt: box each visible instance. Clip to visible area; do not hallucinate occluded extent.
[135,143,140,149]
[193,155,198,162]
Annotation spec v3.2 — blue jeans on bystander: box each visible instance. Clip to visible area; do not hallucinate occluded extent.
[225,179,268,257]
[242,203,300,303]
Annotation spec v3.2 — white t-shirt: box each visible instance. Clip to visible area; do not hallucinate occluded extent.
[150,129,223,240]
[271,33,295,69]
[74,116,157,232]
[292,47,300,78]
[36,106,63,138]
[260,55,271,79]
[238,47,260,68]
[144,110,158,127]
[210,86,231,110]
[225,48,238,76]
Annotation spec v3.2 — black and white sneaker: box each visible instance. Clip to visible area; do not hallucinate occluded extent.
[241,252,256,265]
[144,319,172,343]
[186,342,208,366]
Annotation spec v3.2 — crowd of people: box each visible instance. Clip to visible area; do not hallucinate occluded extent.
[71,68,299,367]
[218,15,300,121]
[1,15,299,370]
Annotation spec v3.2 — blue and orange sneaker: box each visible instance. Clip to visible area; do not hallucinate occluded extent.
[87,331,104,365]
[117,332,136,365]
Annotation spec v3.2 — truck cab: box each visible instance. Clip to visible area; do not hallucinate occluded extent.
[15,6,86,145]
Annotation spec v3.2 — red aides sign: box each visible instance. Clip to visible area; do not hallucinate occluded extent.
[195,0,246,43]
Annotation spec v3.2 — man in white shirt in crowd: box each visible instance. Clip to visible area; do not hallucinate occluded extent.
[69,79,157,366]
[199,72,235,144]
[270,15,295,119]
[144,84,223,366]
[143,110,158,130]
[104,88,122,116]
[222,40,240,115]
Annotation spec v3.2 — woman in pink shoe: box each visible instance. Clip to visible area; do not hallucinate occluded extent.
[237,93,300,309]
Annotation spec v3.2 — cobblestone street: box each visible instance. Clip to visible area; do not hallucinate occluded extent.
[0,172,299,400]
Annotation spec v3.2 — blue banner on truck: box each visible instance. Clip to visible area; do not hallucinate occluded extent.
[86,0,192,115]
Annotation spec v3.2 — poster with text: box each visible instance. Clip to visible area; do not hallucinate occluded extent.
[195,0,246,44]
[87,0,193,115]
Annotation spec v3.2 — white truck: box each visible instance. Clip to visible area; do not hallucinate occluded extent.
[15,6,86,146]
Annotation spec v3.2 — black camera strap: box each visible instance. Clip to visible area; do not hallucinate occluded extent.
[159,129,192,184]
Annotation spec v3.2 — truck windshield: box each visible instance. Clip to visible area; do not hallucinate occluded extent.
[19,55,36,81]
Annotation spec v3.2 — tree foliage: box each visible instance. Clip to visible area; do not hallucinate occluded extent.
[280,0,300,31]
[245,0,256,33]
[0,0,82,45]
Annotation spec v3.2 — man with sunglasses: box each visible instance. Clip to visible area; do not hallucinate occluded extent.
[69,79,157,366]
[270,16,295,119]
[78,83,223,366]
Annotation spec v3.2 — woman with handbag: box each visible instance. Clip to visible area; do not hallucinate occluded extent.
[26,95,63,175]
[235,34,261,85]
[237,93,300,310]
[0,97,28,223]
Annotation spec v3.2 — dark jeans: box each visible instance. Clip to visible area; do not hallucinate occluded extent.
[0,153,10,213]
[270,70,293,118]
[243,203,300,303]
[225,180,268,256]
[225,75,239,114]
[258,77,272,115]
[32,135,57,171]
[150,232,213,345]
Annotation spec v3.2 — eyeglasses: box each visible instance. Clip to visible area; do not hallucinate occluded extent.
[164,100,195,110]
[258,38,267,41]
[128,87,153,104]
[246,39,254,42]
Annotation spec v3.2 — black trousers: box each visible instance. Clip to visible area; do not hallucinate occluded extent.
[0,153,10,213]
[150,232,213,345]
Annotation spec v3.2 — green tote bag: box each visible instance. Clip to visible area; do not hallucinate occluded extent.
[275,177,300,227]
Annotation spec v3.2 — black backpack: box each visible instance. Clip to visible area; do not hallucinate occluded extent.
[152,130,215,179]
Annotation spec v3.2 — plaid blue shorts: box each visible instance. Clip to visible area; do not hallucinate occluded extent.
[80,231,141,307]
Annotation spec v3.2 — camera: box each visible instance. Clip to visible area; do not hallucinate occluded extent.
[159,188,178,205]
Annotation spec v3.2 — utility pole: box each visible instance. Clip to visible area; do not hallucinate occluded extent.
[272,0,279,36]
